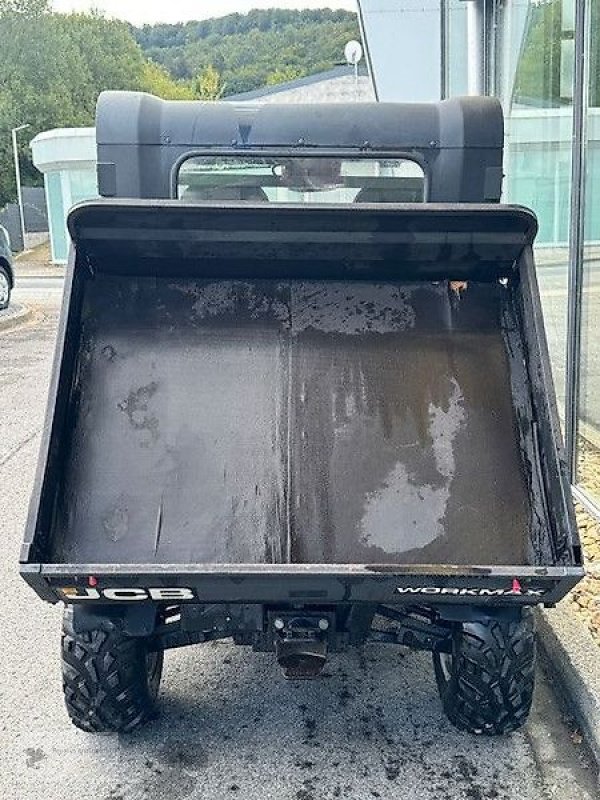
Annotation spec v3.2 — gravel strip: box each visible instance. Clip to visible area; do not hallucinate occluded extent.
[568,441,600,644]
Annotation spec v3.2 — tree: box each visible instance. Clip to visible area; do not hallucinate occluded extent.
[0,0,48,15]
[266,67,304,86]
[132,9,360,95]
[194,65,225,101]
[0,3,361,206]
[513,0,562,106]
[0,1,193,205]
[141,61,195,100]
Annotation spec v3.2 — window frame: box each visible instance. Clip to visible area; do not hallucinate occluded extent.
[171,148,430,204]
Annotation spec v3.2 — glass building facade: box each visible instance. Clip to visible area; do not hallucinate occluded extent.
[359,0,600,514]
[578,0,600,513]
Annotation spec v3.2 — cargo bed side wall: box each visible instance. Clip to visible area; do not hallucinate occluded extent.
[21,250,85,565]
[514,248,581,566]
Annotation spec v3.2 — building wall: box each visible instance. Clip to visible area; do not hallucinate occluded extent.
[31,128,97,264]
[358,0,442,101]
[241,74,374,104]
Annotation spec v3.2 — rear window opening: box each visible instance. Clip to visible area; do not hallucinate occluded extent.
[177,155,425,204]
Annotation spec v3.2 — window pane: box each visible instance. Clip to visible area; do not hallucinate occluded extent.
[46,171,67,264]
[496,0,574,419]
[68,168,98,207]
[577,0,600,503]
[446,0,469,96]
[177,156,425,204]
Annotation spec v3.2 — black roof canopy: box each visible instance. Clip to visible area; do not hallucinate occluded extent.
[95,92,504,203]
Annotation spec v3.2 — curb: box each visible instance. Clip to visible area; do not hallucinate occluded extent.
[0,304,32,332]
[537,602,600,765]
[15,273,65,281]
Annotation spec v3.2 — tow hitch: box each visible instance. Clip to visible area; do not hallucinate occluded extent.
[270,612,334,679]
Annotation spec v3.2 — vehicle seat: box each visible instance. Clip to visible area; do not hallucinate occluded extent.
[180,186,269,203]
[353,185,424,203]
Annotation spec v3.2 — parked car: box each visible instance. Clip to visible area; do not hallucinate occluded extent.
[0,225,14,310]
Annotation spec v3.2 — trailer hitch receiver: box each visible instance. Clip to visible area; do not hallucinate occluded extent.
[270,613,331,679]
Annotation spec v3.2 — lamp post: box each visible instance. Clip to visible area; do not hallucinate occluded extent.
[11,123,30,251]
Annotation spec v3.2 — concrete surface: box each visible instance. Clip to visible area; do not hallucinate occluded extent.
[0,302,31,331]
[24,232,50,251]
[539,603,600,766]
[1,281,599,800]
[15,275,65,292]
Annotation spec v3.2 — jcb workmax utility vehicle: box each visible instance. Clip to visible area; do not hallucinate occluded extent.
[21,92,584,735]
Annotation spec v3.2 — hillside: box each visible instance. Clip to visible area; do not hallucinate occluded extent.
[132,8,361,96]
[0,4,361,206]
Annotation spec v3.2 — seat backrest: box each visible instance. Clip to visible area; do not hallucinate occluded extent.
[180,186,269,203]
[354,181,424,204]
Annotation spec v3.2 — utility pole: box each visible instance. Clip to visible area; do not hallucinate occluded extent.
[11,123,30,251]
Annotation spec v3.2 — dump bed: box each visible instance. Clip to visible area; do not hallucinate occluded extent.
[21,202,583,606]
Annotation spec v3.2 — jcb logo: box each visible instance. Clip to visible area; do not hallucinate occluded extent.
[59,587,196,601]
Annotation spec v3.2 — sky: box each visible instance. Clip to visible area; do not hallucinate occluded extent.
[51,1,358,26]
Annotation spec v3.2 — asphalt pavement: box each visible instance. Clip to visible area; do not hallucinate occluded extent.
[1,280,599,800]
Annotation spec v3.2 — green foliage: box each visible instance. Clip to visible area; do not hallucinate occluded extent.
[513,0,563,105]
[140,61,195,100]
[266,66,304,86]
[589,0,600,109]
[133,9,360,94]
[134,8,356,51]
[0,0,192,205]
[0,3,360,206]
[0,0,48,15]
[194,65,226,101]
[513,0,599,108]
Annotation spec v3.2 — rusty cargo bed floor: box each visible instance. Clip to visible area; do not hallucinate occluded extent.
[50,276,530,566]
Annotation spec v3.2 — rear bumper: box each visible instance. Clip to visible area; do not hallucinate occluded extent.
[21,562,585,608]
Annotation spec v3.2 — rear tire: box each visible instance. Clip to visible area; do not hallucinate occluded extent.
[432,609,535,735]
[61,608,163,733]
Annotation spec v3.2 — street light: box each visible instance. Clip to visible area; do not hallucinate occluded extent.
[11,123,30,251]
